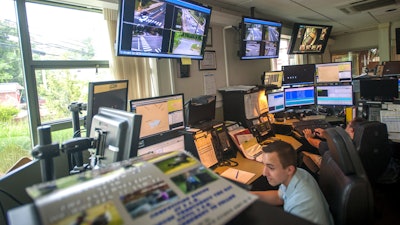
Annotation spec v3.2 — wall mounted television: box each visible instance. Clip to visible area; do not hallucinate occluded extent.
[86,80,129,137]
[315,61,352,83]
[282,64,315,86]
[288,23,332,54]
[240,17,282,60]
[116,0,212,59]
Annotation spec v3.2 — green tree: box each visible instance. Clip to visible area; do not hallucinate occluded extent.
[0,19,23,84]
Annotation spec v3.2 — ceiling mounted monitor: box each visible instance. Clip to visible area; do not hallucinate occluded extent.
[288,23,332,54]
[116,0,212,59]
[240,17,282,60]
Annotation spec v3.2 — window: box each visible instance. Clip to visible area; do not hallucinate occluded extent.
[0,0,30,174]
[0,0,113,174]
[271,35,300,71]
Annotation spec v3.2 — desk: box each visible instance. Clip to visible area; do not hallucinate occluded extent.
[213,134,302,185]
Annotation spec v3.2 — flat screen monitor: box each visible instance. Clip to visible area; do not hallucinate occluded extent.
[137,135,185,156]
[288,23,332,54]
[359,78,399,101]
[130,93,185,139]
[89,107,142,165]
[316,85,353,106]
[315,61,352,83]
[185,95,216,127]
[116,0,212,59]
[267,91,285,113]
[86,80,129,137]
[382,61,400,76]
[284,86,315,107]
[262,71,283,88]
[282,64,315,86]
[240,17,282,60]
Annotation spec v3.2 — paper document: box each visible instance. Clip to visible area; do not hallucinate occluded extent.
[220,168,256,184]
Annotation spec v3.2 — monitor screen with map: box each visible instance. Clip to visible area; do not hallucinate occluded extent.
[130,93,185,139]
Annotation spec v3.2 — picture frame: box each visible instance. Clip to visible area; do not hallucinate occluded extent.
[206,27,212,47]
[199,51,217,70]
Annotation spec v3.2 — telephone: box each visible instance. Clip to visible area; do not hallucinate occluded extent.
[211,123,236,162]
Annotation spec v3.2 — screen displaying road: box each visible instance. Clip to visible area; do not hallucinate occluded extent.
[241,17,282,60]
[117,0,212,59]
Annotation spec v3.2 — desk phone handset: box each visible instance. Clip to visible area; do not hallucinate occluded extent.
[211,123,236,162]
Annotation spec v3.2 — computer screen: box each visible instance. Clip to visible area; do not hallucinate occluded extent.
[137,135,185,156]
[240,17,282,60]
[282,64,315,86]
[89,107,142,165]
[316,85,353,106]
[288,23,332,54]
[116,0,212,59]
[262,71,283,88]
[359,78,399,101]
[382,61,400,76]
[284,86,315,107]
[185,95,216,127]
[315,61,352,83]
[267,91,285,113]
[86,80,129,137]
[130,93,185,139]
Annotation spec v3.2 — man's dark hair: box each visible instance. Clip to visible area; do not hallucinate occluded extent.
[262,140,297,169]
[349,117,366,130]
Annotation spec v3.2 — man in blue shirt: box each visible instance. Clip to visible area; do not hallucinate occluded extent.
[252,141,333,225]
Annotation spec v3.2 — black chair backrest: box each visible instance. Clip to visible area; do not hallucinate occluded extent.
[352,121,391,182]
[319,127,374,225]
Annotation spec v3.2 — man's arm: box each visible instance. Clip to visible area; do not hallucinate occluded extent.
[303,129,322,149]
[251,190,284,206]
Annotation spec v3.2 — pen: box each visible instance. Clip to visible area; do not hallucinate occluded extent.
[235,170,239,179]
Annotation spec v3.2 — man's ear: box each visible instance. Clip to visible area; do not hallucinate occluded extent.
[287,165,296,175]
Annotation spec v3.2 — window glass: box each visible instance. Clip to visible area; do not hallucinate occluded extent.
[271,36,292,71]
[26,2,110,60]
[0,0,31,175]
[36,68,112,124]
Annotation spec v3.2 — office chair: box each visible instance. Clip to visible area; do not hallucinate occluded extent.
[352,121,392,183]
[319,127,374,225]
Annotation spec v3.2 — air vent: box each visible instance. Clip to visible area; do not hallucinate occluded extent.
[338,0,398,14]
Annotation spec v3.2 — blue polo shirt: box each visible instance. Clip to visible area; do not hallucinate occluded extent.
[278,168,334,225]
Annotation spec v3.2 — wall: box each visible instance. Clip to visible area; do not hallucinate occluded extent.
[330,29,379,53]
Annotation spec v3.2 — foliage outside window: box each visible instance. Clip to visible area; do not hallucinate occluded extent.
[0,0,112,175]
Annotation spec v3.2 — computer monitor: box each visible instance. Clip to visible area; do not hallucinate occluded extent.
[267,91,285,113]
[359,78,399,101]
[287,23,332,54]
[284,86,315,107]
[89,107,142,165]
[282,64,315,86]
[185,95,216,127]
[137,135,185,156]
[315,61,352,83]
[130,93,185,139]
[316,85,353,106]
[382,61,400,76]
[116,0,212,59]
[262,71,283,88]
[86,80,129,137]
[239,17,282,60]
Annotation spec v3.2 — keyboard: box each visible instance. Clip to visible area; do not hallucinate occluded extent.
[292,119,331,136]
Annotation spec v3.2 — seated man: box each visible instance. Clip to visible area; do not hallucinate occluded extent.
[302,117,366,168]
[251,141,333,225]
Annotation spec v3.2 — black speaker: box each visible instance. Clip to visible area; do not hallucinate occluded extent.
[396,28,400,54]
